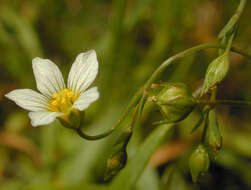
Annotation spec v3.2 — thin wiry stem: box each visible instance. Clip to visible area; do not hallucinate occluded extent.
[74,127,114,141]
[108,44,251,132]
[200,99,251,107]
[218,0,247,39]
[75,44,251,140]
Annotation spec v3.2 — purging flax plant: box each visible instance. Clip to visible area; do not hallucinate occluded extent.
[3,0,251,189]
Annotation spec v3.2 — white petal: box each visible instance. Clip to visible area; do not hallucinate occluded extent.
[5,89,49,112]
[32,57,65,97]
[72,87,99,111]
[67,50,98,94]
[29,111,62,127]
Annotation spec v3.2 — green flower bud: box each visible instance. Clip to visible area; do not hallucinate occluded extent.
[189,144,210,183]
[201,52,229,95]
[155,83,196,122]
[208,109,222,155]
[58,109,82,129]
[104,149,127,181]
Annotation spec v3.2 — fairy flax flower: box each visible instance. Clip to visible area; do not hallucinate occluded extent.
[5,50,99,127]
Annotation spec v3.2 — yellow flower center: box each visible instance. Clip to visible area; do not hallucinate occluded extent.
[49,89,78,113]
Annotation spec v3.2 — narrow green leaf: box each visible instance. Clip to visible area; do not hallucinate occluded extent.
[0,7,43,58]
[109,124,174,190]
[40,123,57,166]
[136,167,160,190]
[162,165,191,190]
[161,165,176,188]
[56,183,107,190]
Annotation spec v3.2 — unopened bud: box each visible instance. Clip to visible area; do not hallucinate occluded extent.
[201,53,229,95]
[208,109,222,155]
[189,144,210,183]
[104,149,127,181]
[155,83,196,122]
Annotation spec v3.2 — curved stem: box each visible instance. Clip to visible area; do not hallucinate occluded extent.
[75,127,114,141]
[110,44,251,131]
[145,44,250,91]
[140,44,251,112]
[76,44,251,140]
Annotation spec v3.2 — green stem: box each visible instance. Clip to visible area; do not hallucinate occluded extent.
[201,109,209,143]
[218,0,247,39]
[210,86,217,102]
[225,34,235,53]
[141,44,251,107]
[109,44,251,132]
[231,46,251,59]
[74,127,114,141]
[76,44,251,140]
[200,99,251,107]
[144,44,250,93]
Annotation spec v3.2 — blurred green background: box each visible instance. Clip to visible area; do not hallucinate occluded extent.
[0,0,251,189]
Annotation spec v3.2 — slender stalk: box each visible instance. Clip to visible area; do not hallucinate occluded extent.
[201,109,209,143]
[145,44,251,91]
[141,44,251,111]
[200,0,247,144]
[231,46,251,59]
[218,0,247,39]
[74,127,114,141]
[112,44,250,130]
[200,99,251,107]
[76,44,251,140]
[200,86,217,143]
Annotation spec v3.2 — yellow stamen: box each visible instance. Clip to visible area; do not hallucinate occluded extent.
[67,91,73,98]
[51,100,58,107]
[52,93,58,99]
[49,88,78,113]
[63,89,70,93]
[61,97,66,104]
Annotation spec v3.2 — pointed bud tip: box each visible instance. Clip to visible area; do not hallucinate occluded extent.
[189,145,210,183]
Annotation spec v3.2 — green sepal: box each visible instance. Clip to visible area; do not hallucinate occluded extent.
[58,109,82,129]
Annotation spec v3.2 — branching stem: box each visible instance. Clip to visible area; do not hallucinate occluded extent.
[76,44,251,140]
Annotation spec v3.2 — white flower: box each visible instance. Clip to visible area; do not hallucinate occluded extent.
[5,50,99,127]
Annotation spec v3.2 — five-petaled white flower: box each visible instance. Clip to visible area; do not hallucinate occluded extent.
[5,50,99,127]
